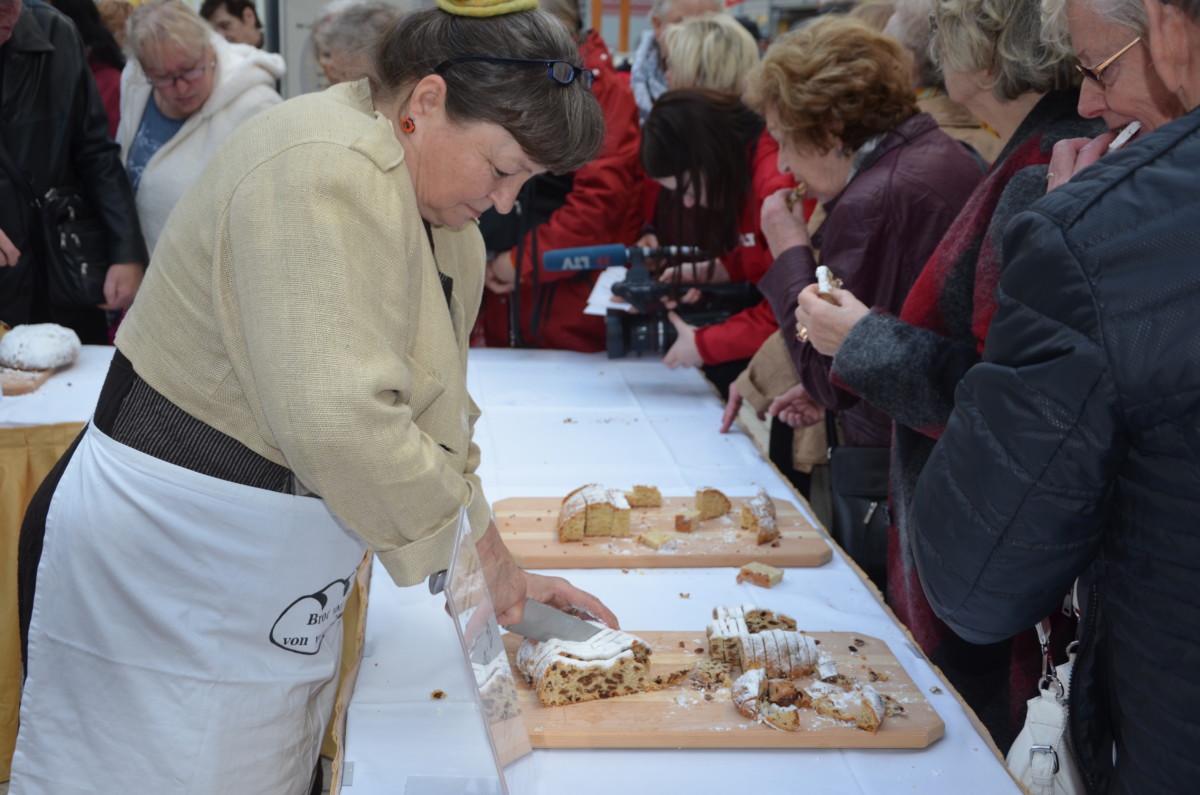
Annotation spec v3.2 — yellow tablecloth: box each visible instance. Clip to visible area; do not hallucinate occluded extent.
[0,422,84,780]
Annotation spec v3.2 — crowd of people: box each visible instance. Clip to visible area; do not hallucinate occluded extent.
[2,0,1199,791]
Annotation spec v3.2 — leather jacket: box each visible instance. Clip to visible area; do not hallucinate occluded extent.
[0,1,147,330]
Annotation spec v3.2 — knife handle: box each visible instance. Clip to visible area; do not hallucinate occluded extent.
[427,569,447,595]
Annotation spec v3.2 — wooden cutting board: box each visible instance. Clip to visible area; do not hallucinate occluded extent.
[505,631,943,749]
[494,496,831,569]
[0,367,53,396]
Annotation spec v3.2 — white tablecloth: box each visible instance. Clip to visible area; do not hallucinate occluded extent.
[343,349,1021,794]
[0,345,114,428]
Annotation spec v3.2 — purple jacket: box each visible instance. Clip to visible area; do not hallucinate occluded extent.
[759,112,981,447]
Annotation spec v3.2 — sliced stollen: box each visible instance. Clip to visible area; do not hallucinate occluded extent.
[516,625,653,707]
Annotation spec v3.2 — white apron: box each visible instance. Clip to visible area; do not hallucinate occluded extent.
[10,423,369,794]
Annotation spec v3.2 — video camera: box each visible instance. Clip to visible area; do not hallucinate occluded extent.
[543,244,761,359]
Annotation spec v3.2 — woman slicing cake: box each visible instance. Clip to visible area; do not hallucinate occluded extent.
[11,0,617,791]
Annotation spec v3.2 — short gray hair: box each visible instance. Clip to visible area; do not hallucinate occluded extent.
[932,0,1076,101]
[126,0,211,63]
[372,7,604,175]
[1041,0,1147,50]
[888,0,943,88]
[312,1,401,59]
[664,13,760,93]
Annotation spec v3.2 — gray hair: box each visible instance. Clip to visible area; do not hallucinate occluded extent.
[372,7,604,175]
[887,0,943,88]
[932,0,1076,101]
[312,1,401,59]
[126,0,211,63]
[651,0,723,21]
[1041,0,1147,50]
[538,0,583,31]
[664,12,760,93]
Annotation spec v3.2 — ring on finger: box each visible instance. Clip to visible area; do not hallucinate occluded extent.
[796,325,809,343]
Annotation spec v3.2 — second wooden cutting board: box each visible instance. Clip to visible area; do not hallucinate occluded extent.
[494,495,831,569]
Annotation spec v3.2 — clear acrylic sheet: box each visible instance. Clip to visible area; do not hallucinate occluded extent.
[407,510,533,794]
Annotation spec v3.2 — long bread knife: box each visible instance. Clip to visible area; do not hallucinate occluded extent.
[503,598,602,642]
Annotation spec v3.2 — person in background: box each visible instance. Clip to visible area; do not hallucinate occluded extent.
[51,0,125,140]
[0,0,147,344]
[199,0,263,48]
[790,0,1111,748]
[910,0,1200,787]
[97,0,132,49]
[719,0,1002,524]
[635,13,791,394]
[13,2,615,792]
[663,11,760,94]
[742,14,981,579]
[640,89,796,394]
[884,0,1005,164]
[479,0,643,352]
[848,0,896,30]
[311,0,401,86]
[119,0,284,255]
[629,0,721,124]
[733,14,768,55]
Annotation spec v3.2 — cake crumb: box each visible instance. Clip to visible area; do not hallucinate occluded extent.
[430,689,447,700]
[679,592,690,599]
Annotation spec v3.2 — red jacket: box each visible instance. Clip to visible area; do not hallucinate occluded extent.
[481,30,644,352]
[692,131,796,365]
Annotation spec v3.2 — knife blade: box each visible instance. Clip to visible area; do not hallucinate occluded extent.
[503,599,602,642]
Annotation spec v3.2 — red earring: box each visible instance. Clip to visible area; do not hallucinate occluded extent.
[400,117,415,133]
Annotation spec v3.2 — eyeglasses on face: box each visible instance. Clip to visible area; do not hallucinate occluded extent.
[1075,36,1141,88]
[145,59,215,89]
[434,56,594,90]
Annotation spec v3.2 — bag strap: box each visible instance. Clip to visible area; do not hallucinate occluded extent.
[1036,617,1059,688]
[824,409,840,455]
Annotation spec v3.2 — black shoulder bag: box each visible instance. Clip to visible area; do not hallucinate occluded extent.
[0,141,110,307]
[824,410,891,589]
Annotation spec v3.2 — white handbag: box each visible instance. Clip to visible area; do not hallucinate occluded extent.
[1006,619,1087,795]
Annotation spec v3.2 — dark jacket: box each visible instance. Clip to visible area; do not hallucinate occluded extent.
[913,106,1200,794]
[829,91,1100,746]
[0,1,146,341]
[758,112,981,446]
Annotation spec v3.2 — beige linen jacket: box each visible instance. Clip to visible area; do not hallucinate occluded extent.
[118,81,490,586]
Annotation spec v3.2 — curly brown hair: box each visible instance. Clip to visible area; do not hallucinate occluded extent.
[744,14,917,153]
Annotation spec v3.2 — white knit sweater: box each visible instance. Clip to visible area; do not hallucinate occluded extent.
[117,31,285,255]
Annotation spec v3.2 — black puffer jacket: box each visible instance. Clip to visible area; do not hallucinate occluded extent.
[0,1,146,339]
[913,106,1200,794]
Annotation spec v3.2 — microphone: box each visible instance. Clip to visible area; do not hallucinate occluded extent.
[542,244,704,272]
